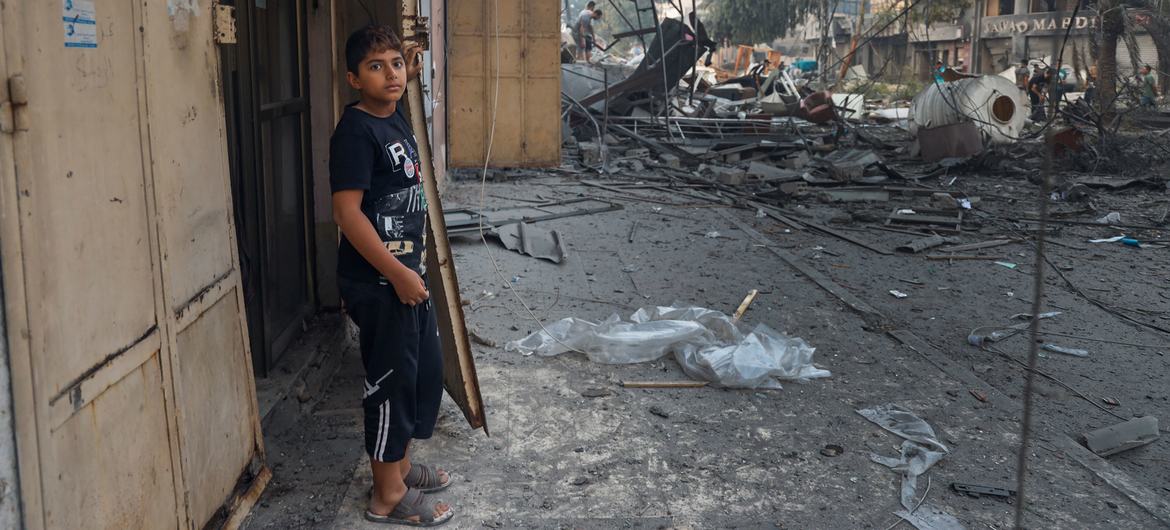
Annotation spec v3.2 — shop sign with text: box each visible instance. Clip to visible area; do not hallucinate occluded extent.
[982,12,1099,37]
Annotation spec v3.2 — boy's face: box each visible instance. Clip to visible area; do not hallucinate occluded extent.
[347,48,406,105]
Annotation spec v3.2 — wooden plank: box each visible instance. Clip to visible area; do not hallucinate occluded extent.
[405,2,487,432]
[732,289,760,321]
[222,465,273,530]
[621,381,709,389]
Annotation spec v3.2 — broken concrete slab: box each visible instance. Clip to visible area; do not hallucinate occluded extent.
[746,161,802,183]
[1083,416,1160,457]
[659,153,681,169]
[579,141,602,166]
[896,234,957,253]
[782,151,810,169]
[711,166,747,185]
[819,149,881,181]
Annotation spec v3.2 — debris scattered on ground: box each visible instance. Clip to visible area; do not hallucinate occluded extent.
[620,380,708,389]
[950,482,1016,500]
[1082,416,1160,457]
[1041,343,1089,358]
[505,305,830,389]
[857,404,950,510]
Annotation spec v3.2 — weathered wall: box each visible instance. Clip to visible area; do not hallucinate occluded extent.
[448,0,562,168]
[0,1,264,528]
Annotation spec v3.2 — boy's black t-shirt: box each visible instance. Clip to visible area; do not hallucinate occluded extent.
[330,103,427,283]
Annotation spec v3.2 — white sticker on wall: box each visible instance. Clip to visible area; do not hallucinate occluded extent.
[63,0,97,48]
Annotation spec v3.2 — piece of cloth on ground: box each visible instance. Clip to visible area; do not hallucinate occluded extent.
[505,305,830,389]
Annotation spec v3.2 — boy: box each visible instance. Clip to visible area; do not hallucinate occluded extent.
[330,25,454,526]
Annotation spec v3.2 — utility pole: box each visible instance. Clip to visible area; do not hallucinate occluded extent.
[838,0,867,82]
[565,0,572,26]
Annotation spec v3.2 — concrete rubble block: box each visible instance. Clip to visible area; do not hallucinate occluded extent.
[711,166,746,185]
[624,147,650,158]
[746,161,801,182]
[782,151,810,169]
[579,141,602,166]
[821,149,881,181]
[659,153,681,169]
[1083,416,1159,457]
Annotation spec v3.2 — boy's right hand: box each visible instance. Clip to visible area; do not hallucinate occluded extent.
[388,268,429,306]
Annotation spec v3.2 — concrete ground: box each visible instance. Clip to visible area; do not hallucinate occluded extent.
[244,172,1170,529]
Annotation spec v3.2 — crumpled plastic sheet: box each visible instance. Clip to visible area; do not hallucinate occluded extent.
[504,305,830,389]
[857,404,950,510]
[894,503,966,530]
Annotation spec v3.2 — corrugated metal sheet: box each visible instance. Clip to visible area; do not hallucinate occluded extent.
[909,75,1027,144]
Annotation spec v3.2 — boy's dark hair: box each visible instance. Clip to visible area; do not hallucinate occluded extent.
[593,8,603,16]
[586,1,596,8]
[345,25,403,74]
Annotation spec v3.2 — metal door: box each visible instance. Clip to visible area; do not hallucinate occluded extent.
[0,1,266,527]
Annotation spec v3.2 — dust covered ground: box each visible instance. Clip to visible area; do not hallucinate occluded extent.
[244,169,1169,529]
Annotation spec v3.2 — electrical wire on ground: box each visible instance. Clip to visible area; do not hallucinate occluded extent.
[476,0,590,357]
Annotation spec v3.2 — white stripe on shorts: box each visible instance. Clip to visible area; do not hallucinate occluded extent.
[375,401,387,459]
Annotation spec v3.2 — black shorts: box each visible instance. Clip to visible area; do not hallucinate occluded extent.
[339,276,443,462]
[582,35,595,52]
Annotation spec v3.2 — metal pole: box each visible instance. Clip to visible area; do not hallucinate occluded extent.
[687,0,699,106]
[649,0,675,139]
[603,68,610,168]
[607,0,648,49]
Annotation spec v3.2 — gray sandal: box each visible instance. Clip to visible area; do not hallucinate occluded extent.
[365,488,454,527]
[406,463,451,493]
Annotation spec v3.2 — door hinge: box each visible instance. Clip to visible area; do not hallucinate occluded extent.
[214,4,237,44]
[2,75,28,134]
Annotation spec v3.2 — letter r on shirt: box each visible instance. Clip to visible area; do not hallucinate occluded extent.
[387,142,409,171]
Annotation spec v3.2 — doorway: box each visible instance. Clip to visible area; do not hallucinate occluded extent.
[220,0,316,376]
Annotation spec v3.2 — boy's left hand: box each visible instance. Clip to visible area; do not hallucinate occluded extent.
[405,43,423,82]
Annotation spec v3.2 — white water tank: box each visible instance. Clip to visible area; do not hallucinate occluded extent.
[909,75,1027,145]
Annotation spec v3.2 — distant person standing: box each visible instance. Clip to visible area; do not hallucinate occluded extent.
[571,2,594,61]
[1015,61,1030,90]
[1139,65,1158,109]
[933,60,945,83]
[577,5,603,62]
